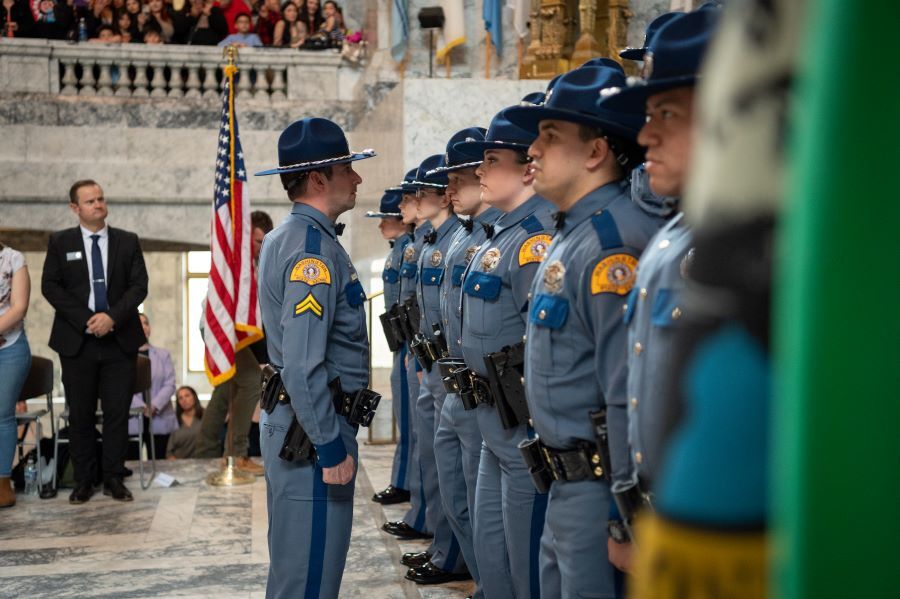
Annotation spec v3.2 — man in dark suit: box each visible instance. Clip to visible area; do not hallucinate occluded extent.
[42,179,148,504]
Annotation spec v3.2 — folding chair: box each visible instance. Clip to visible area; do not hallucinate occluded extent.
[54,353,156,491]
[15,356,57,498]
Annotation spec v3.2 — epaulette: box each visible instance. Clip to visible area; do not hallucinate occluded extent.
[305,225,322,254]
[590,211,623,250]
[519,214,544,234]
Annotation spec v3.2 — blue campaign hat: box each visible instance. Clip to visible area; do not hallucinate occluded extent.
[255,117,375,177]
[389,168,418,193]
[504,66,645,142]
[579,57,625,73]
[365,190,403,218]
[599,10,719,111]
[406,155,448,190]
[455,96,540,157]
[427,127,488,175]
[619,12,682,61]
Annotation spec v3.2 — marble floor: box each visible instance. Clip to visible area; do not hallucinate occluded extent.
[0,444,473,598]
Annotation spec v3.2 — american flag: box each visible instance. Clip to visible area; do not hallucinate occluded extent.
[203,67,263,385]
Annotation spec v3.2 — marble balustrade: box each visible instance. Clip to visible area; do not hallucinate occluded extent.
[0,38,357,103]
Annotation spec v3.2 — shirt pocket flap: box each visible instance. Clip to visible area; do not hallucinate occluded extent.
[421,267,445,286]
[345,280,367,307]
[463,271,502,301]
[529,293,569,329]
[400,263,417,278]
[451,264,466,287]
[651,288,681,327]
[623,288,638,325]
[382,268,400,284]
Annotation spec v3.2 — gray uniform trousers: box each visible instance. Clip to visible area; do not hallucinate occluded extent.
[417,366,464,572]
[260,402,358,599]
[540,479,619,599]
[389,346,413,490]
[402,354,429,532]
[474,408,547,599]
[434,392,484,592]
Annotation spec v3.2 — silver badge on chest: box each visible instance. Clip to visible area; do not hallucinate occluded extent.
[464,245,480,264]
[403,246,416,263]
[430,250,443,267]
[481,248,501,272]
[543,260,566,294]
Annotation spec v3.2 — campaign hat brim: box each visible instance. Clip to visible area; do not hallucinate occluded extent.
[599,74,698,112]
[254,149,376,176]
[364,210,402,218]
[454,140,532,158]
[425,160,484,175]
[504,104,641,142]
[619,47,645,61]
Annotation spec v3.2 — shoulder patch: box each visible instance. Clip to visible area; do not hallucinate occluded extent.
[590,253,638,296]
[290,258,332,286]
[518,234,552,266]
[294,293,324,318]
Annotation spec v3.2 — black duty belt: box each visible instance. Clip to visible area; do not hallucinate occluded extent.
[260,365,381,462]
[437,358,494,410]
[517,436,605,494]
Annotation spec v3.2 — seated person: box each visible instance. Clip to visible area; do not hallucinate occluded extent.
[320,0,344,45]
[272,1,306,48]
[218,11,262,47]
[128,314,177,460]
[89,24,121,43]
[166,386,204,460]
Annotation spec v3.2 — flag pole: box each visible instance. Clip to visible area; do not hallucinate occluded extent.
[485,32,492,79]
[207,44,256,488]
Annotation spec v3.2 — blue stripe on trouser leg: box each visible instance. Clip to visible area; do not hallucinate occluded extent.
[473,443,515,599]
[435,393,484,596]
[476,405,549,599]
[418,367,465,572]
[402,353,428,532]
[541,479,618,599]
[389,346,411,490]
[261,403,356,599]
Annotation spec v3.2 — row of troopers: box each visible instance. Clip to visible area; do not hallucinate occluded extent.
[369,4,722,599]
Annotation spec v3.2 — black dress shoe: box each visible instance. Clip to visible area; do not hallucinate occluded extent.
[371,485,411,505]
[69,481,95,505]
[401,551,432,568]
[103,478,133,502]
[122,466,133,478]
[405,561,472,585]
[381,520,433,539]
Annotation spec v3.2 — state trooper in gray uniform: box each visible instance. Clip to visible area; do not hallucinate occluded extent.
[414,126,498,595]
[504,67,664,597]
[597,8,717,571]
[404,154,470,585]
[382,168,433,540]
[254,117,380,599]
[367,189,414,506]
[454,101,556,599]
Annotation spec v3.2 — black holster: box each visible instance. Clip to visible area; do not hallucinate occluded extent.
[409,333,438,372]
[379,306,403,352]
[329,378,382,427]
[589,409,613,483]
[432,323,449,358]
[400,296,421,340]
[517,436,604,494]
[278,417,315,462]
[437,358,465,393]
[613,484,651,540]
[483,342,529,429]
[443,363,493,410]
[260,364,288,415]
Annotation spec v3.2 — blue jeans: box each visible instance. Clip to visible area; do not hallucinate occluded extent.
[0,334,31,477]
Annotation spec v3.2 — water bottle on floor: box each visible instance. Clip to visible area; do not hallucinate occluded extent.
[24,455,38,496]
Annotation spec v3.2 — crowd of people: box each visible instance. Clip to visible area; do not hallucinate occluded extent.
[0,181,275,508]
[0,0,348,47]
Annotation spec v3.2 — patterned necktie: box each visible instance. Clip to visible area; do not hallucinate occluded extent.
[90,234,108,312]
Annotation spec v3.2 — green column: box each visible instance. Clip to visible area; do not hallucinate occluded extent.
[775,1,900,597]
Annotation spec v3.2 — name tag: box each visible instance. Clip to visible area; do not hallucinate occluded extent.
[66,251,83,262]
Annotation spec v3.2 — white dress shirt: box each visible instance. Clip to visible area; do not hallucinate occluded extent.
[80,224,108,313]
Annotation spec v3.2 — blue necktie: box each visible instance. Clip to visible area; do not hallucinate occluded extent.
[90,234,108,312]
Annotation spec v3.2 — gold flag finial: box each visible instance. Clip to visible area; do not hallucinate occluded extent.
[223,45,239,76]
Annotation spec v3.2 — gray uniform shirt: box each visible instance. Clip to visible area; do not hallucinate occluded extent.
[416,216,461,342]
[440,208,501,359]
[461,195,555,376]
[399,222,434,303]
[258,202,369,467]
[623,213,692,486]
[524,182,664,484]
[383,233,411,309]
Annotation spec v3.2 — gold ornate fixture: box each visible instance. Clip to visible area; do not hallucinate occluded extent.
[520,0,633,79]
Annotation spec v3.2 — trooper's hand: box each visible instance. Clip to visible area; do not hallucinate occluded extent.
[607,538,634,572]
[322,455,355,485]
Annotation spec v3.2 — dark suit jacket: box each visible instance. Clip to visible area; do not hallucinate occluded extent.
[42,226,149,357]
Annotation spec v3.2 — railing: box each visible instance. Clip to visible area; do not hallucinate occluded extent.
[366,289,397,445]
[0,38,355,102]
